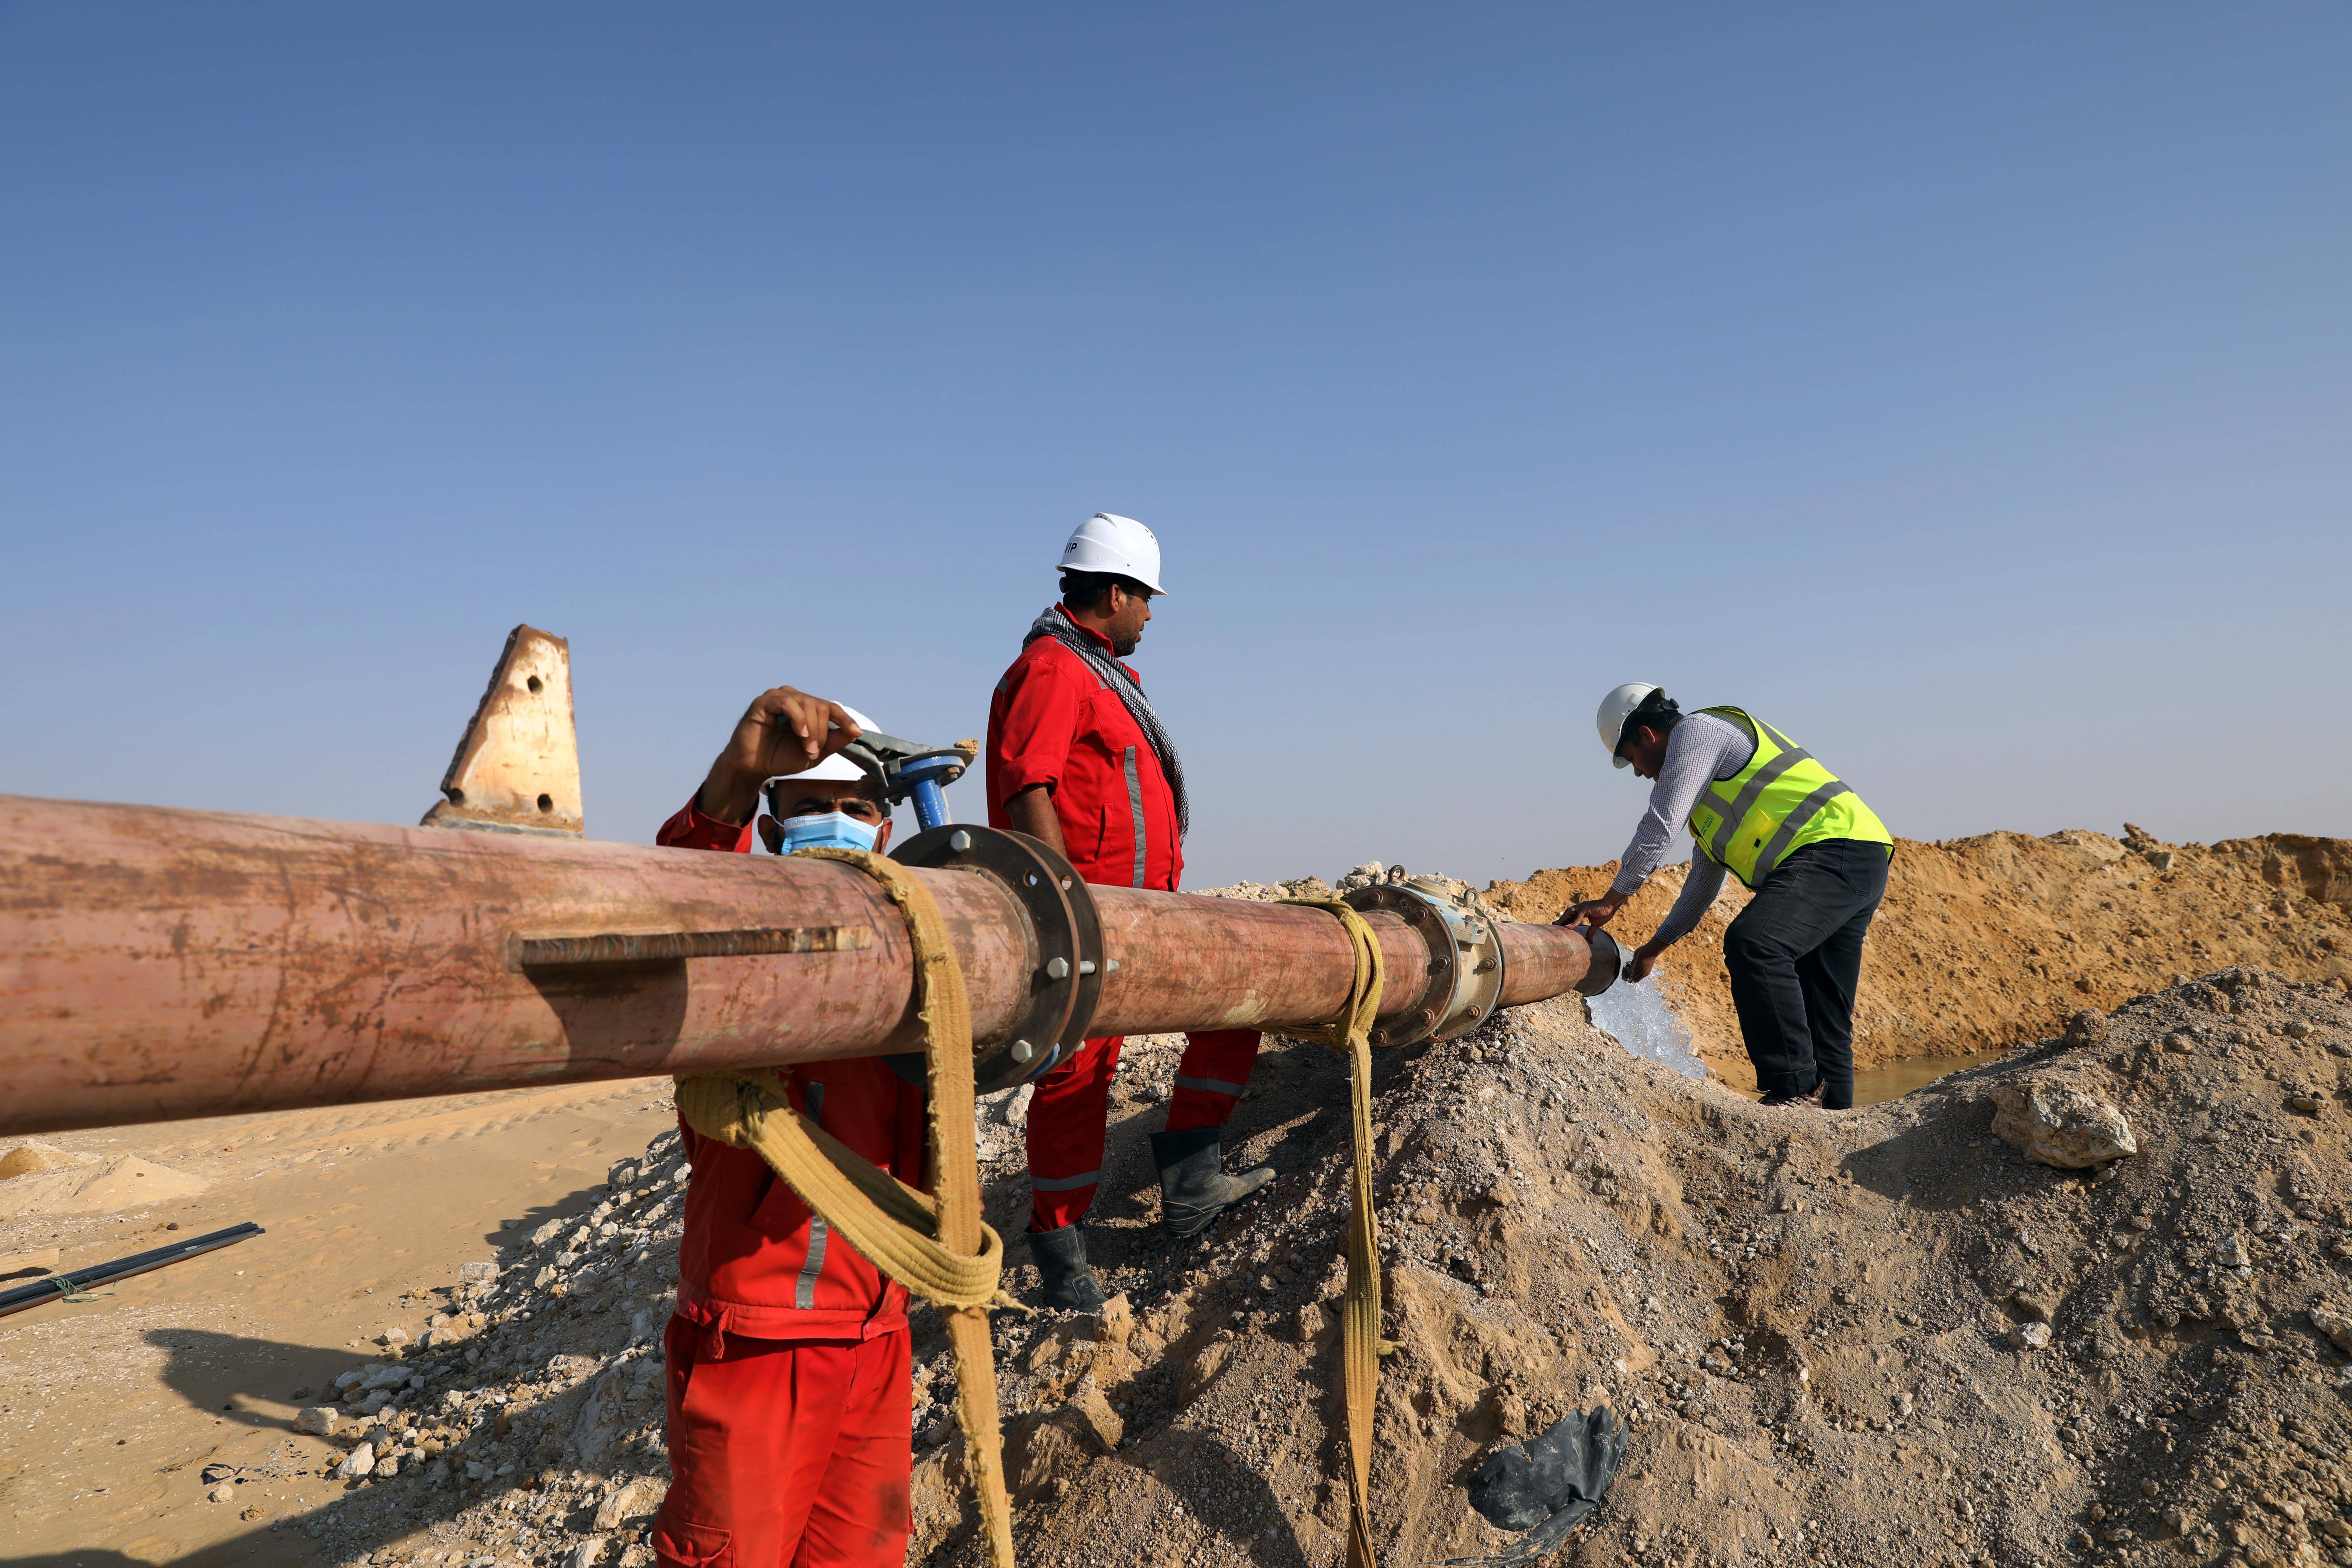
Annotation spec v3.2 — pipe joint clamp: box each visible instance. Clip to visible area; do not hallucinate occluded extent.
[1342,876,1508,1051]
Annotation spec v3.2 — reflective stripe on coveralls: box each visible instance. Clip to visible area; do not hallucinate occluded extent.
[794,1083,830,1310]
[1683,707,1891,888]
[1124,746,1146,887]
[1172,1073,1247,1096]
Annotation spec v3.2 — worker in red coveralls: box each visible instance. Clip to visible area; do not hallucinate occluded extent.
[649,686,924,1568]
[988,512,1275,1310]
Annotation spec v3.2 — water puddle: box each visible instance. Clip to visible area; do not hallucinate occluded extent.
[1588,976,2011,1104]
[1588,976,1707,1080]
[1851,1049,2011,1105]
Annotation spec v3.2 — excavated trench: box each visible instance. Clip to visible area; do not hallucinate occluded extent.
[1488,826,2352,1090]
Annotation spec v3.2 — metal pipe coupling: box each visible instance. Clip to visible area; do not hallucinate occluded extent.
[1341,873,1509,1050]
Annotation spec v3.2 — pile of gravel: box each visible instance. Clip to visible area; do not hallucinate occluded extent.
[264,922,2352,1568]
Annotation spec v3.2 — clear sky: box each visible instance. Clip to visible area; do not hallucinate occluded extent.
[5,4,2347,889]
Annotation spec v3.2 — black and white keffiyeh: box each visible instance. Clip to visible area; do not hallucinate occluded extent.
[1024,606,1190,841]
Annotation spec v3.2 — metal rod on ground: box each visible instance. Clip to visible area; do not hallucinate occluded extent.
[0,1223,266,1319]
[0,793,1610,1138]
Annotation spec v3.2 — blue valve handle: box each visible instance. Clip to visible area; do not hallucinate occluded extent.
[908,776,950,832]
[898,755,962,833]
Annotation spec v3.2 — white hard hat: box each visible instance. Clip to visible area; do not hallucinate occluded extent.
[1058,512,1167,595]
[1595,683,1662,769]
[778,704,876,784]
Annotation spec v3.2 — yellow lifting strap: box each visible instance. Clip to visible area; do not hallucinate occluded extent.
[1280,897,1390,1568]
[672,846,1021,1568]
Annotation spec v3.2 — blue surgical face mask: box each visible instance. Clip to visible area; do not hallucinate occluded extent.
[778,811,879,854]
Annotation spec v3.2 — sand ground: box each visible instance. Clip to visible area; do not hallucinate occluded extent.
[0,1080,677,1566]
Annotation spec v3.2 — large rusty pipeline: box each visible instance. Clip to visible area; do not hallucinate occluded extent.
[0,794,1605,1137]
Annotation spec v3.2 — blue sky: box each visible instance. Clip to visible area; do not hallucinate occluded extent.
[5,4,2347,889]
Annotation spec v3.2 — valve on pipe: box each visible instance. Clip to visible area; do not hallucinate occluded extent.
[835,733,977,834]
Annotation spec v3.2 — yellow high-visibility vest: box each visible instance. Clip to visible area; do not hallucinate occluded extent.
[1684,707,1892,889]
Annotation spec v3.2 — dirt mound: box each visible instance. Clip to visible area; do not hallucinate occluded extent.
[1486,828,2352,1089]
[0,1141,79,1182]
[0,1147,211,1217]
[263,960,2352,1568]
[887,966,2352,1568]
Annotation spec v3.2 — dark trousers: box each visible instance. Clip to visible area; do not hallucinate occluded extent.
[1721,838,1890,1109]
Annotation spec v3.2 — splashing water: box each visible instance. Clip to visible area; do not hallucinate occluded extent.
[1587,975,1707,1080]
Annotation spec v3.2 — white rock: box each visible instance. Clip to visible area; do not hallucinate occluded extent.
[379,1327,411,1348]
[573,1366,631,1467]
[294,1406,339,1437]
[457,1261,500,1283]
[1990,1079,2137,1168]
[531,1217,568,1249]
[208,1481,236,1503]
[565,1540,609,1568]
[333,1442,376,1480]
[2311,1301,2352,1354]
[2010,1322,2053,1351]
[593,1478,643,1530]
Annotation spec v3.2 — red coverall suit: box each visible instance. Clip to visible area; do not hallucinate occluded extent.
[986,607,1261,1233]
[648,799,925,1568]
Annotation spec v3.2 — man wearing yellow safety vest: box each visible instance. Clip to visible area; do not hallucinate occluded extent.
[1561,685,1893,1110]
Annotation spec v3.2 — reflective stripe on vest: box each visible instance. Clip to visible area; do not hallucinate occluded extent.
[1684,707,1892,889]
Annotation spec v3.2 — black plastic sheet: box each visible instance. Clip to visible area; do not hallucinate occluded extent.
[1438,1405,1627,1566]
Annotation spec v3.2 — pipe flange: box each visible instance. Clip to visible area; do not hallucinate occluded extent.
[1340,884,1450,1048]
[892,825,1102,1092]
[1340,880,1508,1050]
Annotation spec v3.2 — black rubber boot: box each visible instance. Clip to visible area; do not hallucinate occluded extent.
[1026,1222,1107,1311]
[1150,1126,1275,1240]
